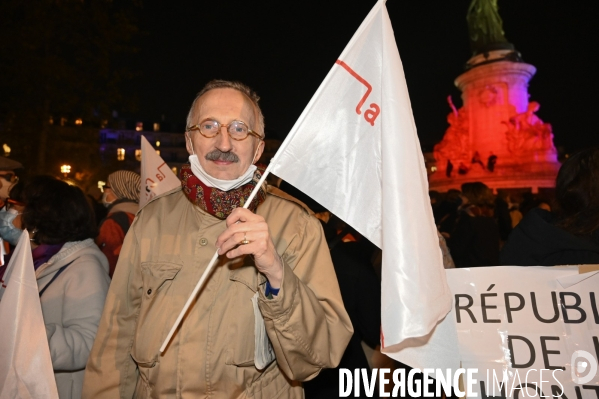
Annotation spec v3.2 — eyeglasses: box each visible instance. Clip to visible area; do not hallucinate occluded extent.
[186,119,263,141]
[0,172,18,183]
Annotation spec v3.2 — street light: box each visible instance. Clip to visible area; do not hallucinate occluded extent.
[60,164,71,177]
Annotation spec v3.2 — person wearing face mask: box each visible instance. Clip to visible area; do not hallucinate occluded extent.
[95,170,140,277]
[0,190,25,247]
[0,176,110,399]
[83,80,353,398]
[0,156,23,263]
[0,195,25,272]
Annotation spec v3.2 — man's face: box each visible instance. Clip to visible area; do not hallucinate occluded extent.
[185,88,264,181]
[0,170,17,201]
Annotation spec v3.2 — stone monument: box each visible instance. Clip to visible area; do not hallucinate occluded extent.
[429,0,560,193]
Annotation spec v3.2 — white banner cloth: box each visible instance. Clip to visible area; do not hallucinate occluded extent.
[0,230,58,398]
[445,266,599,398]
[268,0,455,370]
[140,135,181,208]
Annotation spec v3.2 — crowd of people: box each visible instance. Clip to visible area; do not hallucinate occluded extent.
[431,148,599,268]
[1,79,598,399]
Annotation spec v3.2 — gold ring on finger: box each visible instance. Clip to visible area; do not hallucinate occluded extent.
[240,232,250,245]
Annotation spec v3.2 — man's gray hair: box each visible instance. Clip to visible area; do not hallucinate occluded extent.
[186,80,265,137]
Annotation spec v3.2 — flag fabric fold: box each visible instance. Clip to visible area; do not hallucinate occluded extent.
[268,0,457,370]
[140,136,181,208]
[0,230,59,399]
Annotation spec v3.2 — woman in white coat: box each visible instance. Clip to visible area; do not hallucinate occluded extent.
[22,176,111,399]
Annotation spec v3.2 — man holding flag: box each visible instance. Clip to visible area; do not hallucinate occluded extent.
[83,80,353,398]
[85,0,458,395]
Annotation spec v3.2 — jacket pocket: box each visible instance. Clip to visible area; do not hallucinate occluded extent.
[131,352,154,399]
[133,262,182,365]
[140,262,181,296]
[224,279,257,367]
[247,361,295,399]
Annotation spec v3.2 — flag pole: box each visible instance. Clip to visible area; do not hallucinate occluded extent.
[159,164,275,353]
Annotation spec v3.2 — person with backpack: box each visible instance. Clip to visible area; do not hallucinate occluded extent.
[96,170,140,277]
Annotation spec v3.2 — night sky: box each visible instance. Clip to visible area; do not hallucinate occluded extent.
[127,1,597,153]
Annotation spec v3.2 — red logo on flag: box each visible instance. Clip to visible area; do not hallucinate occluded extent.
[336,60,381,126]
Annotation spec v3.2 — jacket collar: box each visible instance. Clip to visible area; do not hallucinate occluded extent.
[35,238,95,278]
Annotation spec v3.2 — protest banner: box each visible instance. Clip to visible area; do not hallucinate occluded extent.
[447,266,599,399]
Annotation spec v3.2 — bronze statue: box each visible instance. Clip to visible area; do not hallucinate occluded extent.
[467,0,512,54]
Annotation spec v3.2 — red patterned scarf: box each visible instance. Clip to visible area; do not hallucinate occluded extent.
[180,164,267,219]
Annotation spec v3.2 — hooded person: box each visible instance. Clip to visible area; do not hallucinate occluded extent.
[83,79,352,398]
[501,147,599,265]
[95,170,141,277]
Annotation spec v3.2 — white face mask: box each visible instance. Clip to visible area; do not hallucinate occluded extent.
[187,135,261,192]
[188,155,257,192]
[101,191,115,208]
[0,208,22,246]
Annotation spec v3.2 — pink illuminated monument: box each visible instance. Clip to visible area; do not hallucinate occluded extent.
[429,0,560,193]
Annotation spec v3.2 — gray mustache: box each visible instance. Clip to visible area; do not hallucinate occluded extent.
[205,150,239,163]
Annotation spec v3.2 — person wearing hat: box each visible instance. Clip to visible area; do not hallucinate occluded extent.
[0,156,23,204]
[96,170,141,277]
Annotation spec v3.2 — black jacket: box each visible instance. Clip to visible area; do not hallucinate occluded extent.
[500,208,599,266]
[304,240,381,399]
[448,210,500,267]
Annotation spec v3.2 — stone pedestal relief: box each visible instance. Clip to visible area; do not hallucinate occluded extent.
[429,0,560,193]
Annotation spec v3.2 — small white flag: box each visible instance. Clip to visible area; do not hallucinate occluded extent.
[0,230,59,399]
[140,136,180,208]
[0,238,5,266]
[269,0,458,370]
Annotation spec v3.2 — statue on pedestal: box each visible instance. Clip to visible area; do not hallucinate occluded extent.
[429,0,560,192]
[467,0,513,55]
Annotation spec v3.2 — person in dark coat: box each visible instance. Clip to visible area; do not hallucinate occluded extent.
[304,221,381,399]
[501,148,599,265]
[448,182,500,267]
[500,208,599,265]
[494,190,513,242]
[277,181,381,399]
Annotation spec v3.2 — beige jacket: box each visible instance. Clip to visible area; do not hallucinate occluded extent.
[83,186,353,398]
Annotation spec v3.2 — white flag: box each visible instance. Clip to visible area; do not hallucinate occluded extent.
[0,230,59,399]
[140,135,180,208]
[0,238,5,266]
[269,0,457,370]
